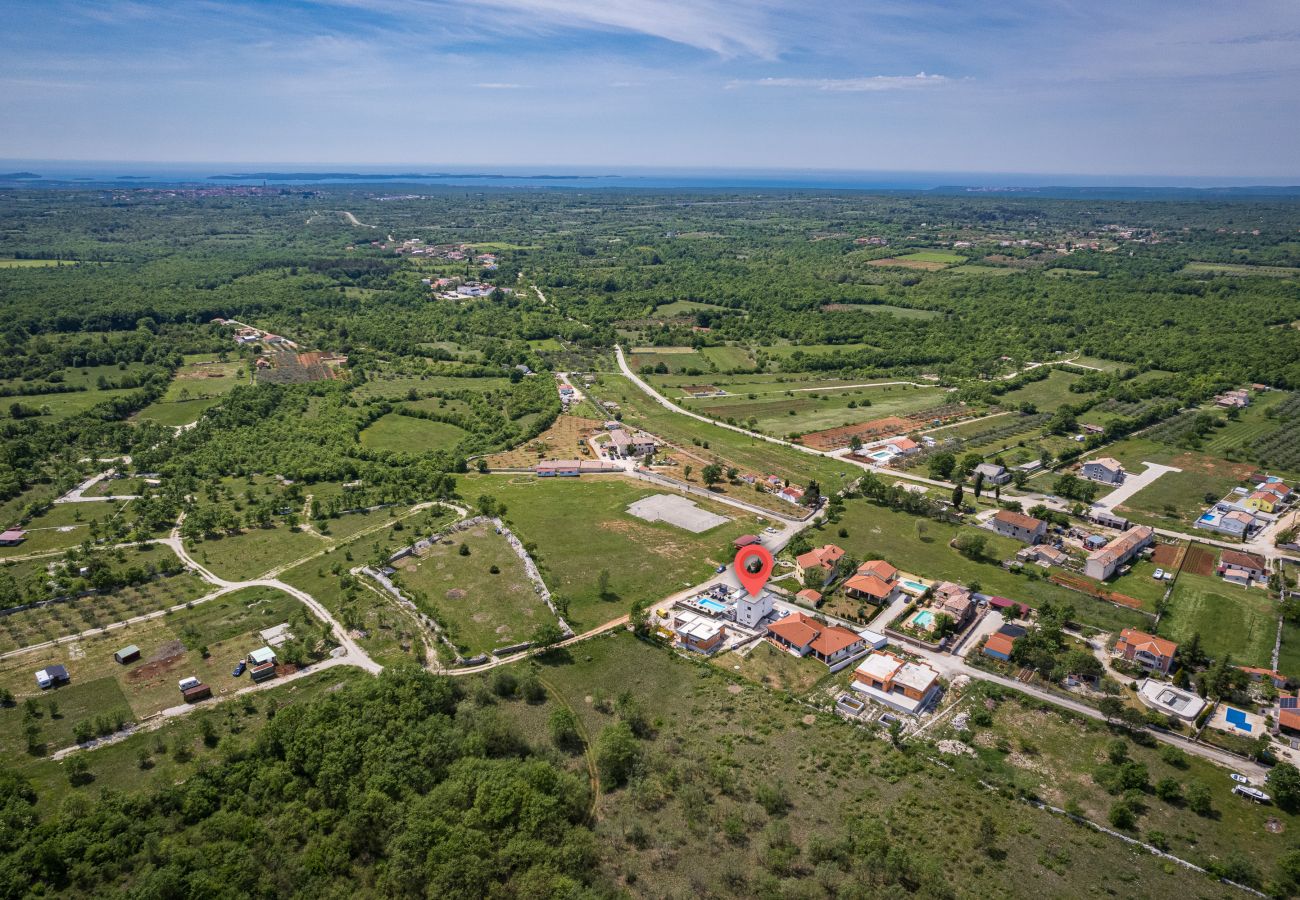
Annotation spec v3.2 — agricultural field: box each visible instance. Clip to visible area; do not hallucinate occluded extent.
[391,522,558,655]
[0,502,129,560]
[358,413,469,453]
[0,586,307,741]
[759,342,874,360]
[473,477,761,629]
[487,632,1240,898]
[483,413,602,468]
[943,264,1019,276]
[1158,571,1278,670]
[831,500,1151,632]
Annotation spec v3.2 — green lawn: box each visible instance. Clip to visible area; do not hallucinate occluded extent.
[474,477,761,630]
[359,413,469,453]
[627,350,710,374]
[186,526,327,581]
[137,358,247,425]
[391,522,559,655]
[1158,572,1277,668]
[833,500,1150,631]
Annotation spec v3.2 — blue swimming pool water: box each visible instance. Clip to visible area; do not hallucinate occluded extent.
[911,610,935,628]
[868,450,893,461]
[1198,514,1216,523]
[900,579,927,593]
[1225,707,1252,732]
[697,598,727,614]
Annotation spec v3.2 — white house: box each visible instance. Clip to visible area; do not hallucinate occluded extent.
[733,589,774,628]
[974,462,1011,485]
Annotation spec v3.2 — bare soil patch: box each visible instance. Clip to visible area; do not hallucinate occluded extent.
[1183,543,1216,577]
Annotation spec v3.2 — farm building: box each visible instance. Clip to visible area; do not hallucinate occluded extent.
[114,645,141,665]
[0,529,26,546]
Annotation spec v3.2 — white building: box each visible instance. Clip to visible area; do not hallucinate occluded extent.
[733,588,774,629]
[1081,457,1125,485]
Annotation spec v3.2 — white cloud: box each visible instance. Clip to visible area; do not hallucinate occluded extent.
[731,73,951,91]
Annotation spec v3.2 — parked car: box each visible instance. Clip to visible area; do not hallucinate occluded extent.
[1230,773,1250,784]
[1153,568,1165,580]
[715,565,727,573]
[232,661,246,677]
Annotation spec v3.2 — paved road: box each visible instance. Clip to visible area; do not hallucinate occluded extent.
[1093,461,1182,510]
[54,470,140,503]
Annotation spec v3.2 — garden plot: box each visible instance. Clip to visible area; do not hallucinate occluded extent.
[626,494,731,533]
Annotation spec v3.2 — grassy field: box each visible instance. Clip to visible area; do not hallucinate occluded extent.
[627,350,710,374]
[186,525,327,581]
[681,382,943,435]
[485,632,1239,898]
[1107,439,1257,526]
[8,666,360,811]
[939,684,1297,882]
[1182,261,1300,278]
[0,386,139,422]
[1159,572,1277,668]
[391,522,559,654]
[944,264,1020,276]
[474,477,760,630]
[653,299,729,316]
[594,374,858,488]
[832,500,1151,632]
[716,640,829,694]
[820,302,942,318]
[137,357,246,425]
[998,369,1088,412]
[0,258,80,268]
[351,372,510,401]
[0,586,305,737]
[358,413,468,453]
[698,345,754,370]
[0,499,132,559]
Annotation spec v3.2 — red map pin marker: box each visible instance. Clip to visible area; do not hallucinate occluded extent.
[734,544,774,597]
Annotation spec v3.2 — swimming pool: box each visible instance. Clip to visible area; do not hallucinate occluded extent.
[697,597,727,614]
[899,579,927,593]
[1198,513,1217,524]
[867,450,894,462]
[1225,707,1253,732]
[909,609,935,629]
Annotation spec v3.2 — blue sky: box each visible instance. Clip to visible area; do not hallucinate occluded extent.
[2,0,1299,177]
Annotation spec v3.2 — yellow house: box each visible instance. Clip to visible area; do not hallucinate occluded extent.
[1243,491,1277,514]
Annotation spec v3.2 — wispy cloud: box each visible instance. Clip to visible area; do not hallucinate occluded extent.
[313,0,782,57]
[730,73,951,92]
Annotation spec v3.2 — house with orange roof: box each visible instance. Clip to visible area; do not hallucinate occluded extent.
[1243,491,1279,514]
[1114,628,1178,674]
[1218,549,1268,582]
[794,544,845,582]
[857,559,898,583]
[850,650,941,714]
[843,573,895,604]
[1084,525,1154,580]
[766,612,865,666]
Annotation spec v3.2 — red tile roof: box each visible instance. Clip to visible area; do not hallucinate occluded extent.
[810,624,864,658]
[795,589,822,603]
[856,559,898,582]
[1118,628,1177,660]
[767,613,820,649]
[795,544,845,572]
[984,632,1016,658]
[844,573,893,600]
[993,509,1045,531]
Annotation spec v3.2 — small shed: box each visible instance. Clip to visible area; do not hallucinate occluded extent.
[250,662,277,683]
[0,529,26,546]
[248,646,277,667]
[114,645,141,665]
[182,682,212,703]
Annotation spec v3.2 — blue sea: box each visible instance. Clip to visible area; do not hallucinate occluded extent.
[1,160,1296,195]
